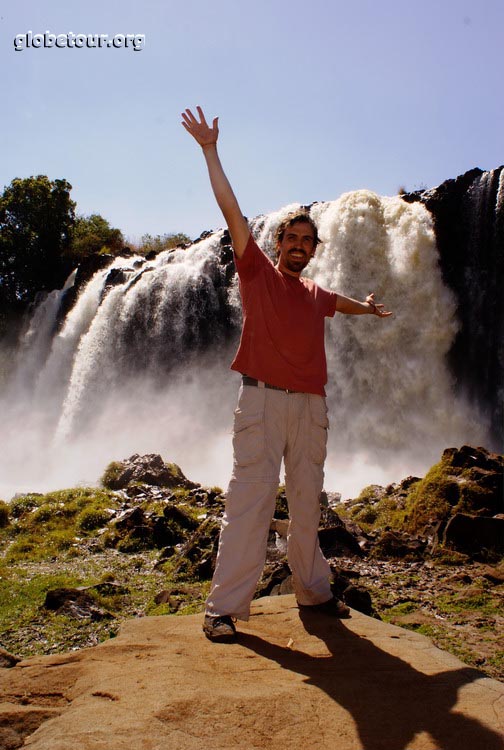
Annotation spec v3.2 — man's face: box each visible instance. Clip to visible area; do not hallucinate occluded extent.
[276,221,316,277]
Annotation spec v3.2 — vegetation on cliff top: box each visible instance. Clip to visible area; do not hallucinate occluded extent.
[0,175,191,337]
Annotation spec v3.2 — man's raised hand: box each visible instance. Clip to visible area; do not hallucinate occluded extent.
[181,106,219,149]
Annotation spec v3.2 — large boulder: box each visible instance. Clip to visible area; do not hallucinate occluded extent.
[405,446,503,534]
[101,454,199,491]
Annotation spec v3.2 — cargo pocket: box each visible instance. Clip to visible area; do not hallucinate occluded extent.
[232,386,266,467]
[308,395,329,465]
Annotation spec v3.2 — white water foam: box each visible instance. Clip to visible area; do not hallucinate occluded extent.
[0,194,489,500]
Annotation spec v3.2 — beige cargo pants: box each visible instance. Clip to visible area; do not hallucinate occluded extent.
[206,382,333,621]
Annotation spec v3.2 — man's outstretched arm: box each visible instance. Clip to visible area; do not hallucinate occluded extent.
[181,106,250,258]
[336,292,393,317]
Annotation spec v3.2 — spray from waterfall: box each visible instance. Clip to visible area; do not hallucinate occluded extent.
[0,193,490,500]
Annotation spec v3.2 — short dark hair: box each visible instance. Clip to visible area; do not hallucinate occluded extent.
[274,210,321,249]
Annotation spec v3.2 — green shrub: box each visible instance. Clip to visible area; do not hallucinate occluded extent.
[116,534,151,553]
[6,538,38,561]
[77,508,111,532]
[353,505,378,525]
[9,494,43,519]
[403,464,457,533]
[357,485,383,504]
[31,504,58,524]
[101,461,124,489]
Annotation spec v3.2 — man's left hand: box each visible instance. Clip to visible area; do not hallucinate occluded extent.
[365,293,393,317]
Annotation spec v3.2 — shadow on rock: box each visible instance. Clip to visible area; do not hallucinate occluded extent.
[240,612,504,750]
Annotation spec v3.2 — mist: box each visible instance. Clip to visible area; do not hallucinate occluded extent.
[0,194,490,501]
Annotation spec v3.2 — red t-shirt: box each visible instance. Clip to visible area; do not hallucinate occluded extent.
[230,234,337,396]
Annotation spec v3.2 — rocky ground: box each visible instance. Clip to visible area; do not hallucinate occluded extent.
[330,556,504,680]
[0,447,502,681]
[3,596,503,750]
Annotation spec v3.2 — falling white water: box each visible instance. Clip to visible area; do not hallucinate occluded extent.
[9,269,77,396]
[0,193,489,500]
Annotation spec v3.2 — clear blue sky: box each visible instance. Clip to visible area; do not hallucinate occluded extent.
[1,0,503,241]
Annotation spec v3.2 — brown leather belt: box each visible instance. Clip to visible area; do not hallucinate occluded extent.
[242,375,301,394]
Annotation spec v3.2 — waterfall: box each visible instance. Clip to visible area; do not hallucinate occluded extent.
[9,269,77,396]
[0,188,495,500]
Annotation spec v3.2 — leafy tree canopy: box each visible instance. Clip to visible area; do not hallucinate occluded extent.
[70,214,124,261]
[0,174,190,338]
[0,175,75,310]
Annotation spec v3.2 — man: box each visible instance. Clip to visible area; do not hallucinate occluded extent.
[182,106,392,642]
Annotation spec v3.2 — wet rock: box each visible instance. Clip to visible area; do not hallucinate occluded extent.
[114,506,147,532]
[443,445,502,473]
[57,253,115,324]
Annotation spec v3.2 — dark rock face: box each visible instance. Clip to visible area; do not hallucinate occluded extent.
[318,526,365,558]
[339,584,374,616]
[401,167,504,446]
[441,445,504,516]
[443,513,504,558]
[57,253,115,326]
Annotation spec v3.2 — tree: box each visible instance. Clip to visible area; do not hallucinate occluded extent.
[69,214,124,260]
[0,176,76,312]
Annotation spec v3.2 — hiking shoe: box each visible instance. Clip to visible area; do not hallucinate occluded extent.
[299,597,351,618]
[203,615,237,643]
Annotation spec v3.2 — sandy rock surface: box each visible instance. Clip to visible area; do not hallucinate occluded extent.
[1,595,503,750]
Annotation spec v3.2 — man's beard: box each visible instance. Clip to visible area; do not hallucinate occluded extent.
[285,249,310,271]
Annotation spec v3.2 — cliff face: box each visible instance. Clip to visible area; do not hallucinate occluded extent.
[401,167,504,446]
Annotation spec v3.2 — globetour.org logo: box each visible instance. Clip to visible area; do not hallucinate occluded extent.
[13,31,146,52]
